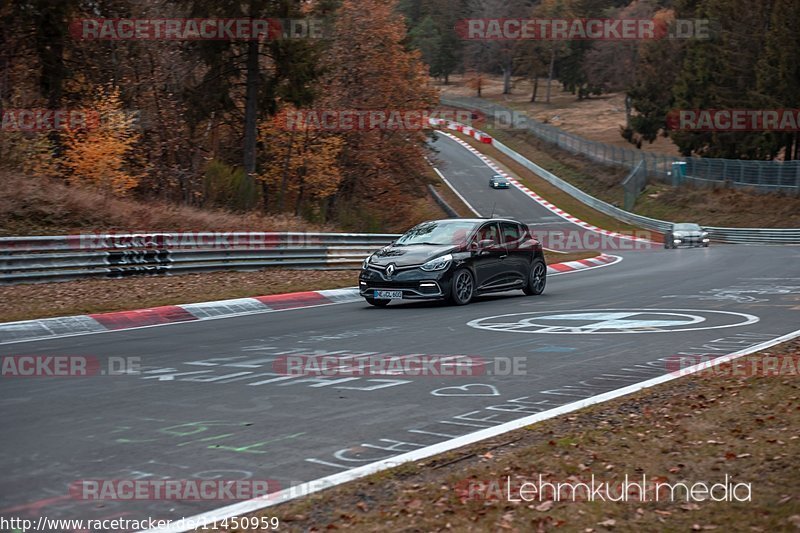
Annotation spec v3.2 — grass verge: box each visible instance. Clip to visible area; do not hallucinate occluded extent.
[251,337,800,532]
[0,253,596,323]
[0,173,332,236]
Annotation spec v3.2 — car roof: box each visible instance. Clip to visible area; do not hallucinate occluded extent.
[427,217,523,225]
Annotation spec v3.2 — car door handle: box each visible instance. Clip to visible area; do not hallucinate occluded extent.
[499,254,507,260]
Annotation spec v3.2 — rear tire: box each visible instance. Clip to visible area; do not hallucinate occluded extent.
[365,297,390,307]
[523,258,547,296]
[448,268,474,306]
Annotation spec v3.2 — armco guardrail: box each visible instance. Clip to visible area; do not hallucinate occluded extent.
[493,136,800,243]
[0,232,400,285]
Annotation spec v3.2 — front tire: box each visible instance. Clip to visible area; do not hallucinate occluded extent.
[448,268,474,305]
[523,258,547,296]
[365,297,390,307]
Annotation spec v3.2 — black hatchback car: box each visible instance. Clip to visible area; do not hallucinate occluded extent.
[359,218,547,306]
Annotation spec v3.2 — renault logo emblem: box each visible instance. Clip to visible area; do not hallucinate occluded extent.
[386,263,396,277]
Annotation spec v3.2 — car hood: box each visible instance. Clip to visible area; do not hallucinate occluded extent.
[672,230,705,237]
[368,244,460,267]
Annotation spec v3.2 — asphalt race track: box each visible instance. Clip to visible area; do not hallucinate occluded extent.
[1,133,799,528]
[430,132,581,230]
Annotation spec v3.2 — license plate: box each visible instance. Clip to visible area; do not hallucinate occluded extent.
[375,290,403,299]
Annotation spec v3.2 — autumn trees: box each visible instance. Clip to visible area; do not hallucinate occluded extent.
[317,0,438,227]
[256,0,438,226]
[8,0,795,230]
[2,0,439,228]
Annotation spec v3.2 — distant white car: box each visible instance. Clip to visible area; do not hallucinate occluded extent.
[664,223,710,249]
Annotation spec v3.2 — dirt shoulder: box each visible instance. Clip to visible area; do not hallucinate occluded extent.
[439,75,681,156]
[256,337,800,532]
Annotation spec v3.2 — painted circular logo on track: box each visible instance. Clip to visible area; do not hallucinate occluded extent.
[467,309,759,334]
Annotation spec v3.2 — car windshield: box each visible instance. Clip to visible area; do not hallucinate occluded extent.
[395,220,479,246]
[674,223,701,231]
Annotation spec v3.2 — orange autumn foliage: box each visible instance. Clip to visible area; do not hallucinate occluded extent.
[62,86,141,196]
[258,108,344,214]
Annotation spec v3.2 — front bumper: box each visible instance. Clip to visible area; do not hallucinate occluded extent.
[673,236,710,246]
[359,265,452,299]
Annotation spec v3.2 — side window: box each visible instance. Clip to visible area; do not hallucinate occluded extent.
[500,222,521,249]
[476,223,500,247]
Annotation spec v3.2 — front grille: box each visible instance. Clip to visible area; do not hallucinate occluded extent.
[366,281,420,289]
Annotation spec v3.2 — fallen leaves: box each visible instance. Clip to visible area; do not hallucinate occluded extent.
[597,518,616,528]
[534,501,554,512]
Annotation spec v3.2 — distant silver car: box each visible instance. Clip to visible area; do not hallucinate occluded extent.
[489,175,510,189]
[664,223,710,249]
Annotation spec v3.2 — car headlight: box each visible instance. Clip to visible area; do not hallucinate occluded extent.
[420,253,452,272]
[362,255,372,269]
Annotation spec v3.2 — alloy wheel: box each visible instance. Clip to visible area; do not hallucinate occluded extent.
[454,270,474,304]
